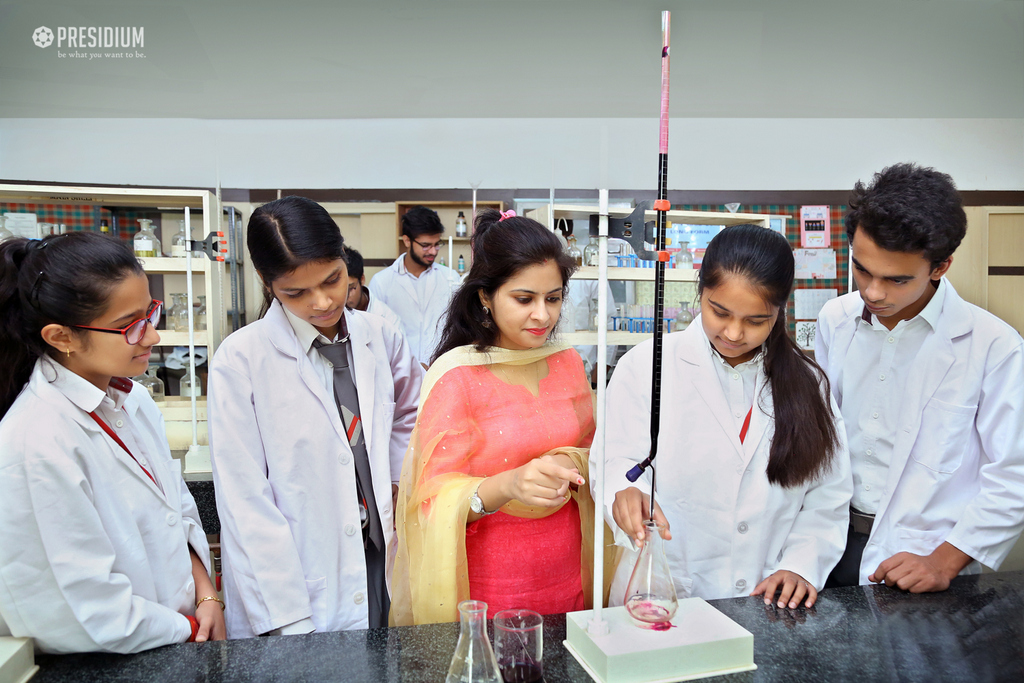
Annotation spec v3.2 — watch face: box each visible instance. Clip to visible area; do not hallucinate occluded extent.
[470,494,482,514]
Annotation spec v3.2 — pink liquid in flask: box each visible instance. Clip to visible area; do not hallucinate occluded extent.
[625,595,677,630]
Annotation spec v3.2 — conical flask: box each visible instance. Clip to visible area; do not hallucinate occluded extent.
[446,600,501,683]
[624,519,679,629]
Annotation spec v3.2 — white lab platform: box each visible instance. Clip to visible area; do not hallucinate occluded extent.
[0,637,37,683]
[564,601,755,683]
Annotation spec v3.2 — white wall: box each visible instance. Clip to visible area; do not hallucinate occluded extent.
[2,117,1021,191]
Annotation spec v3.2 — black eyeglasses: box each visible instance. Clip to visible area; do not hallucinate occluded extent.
[412,239,443,253]
[71,300,163,345]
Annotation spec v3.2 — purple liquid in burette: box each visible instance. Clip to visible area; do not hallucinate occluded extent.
[501,661,543,683]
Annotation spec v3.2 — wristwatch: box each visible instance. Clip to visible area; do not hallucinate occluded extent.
[469,484,497,516]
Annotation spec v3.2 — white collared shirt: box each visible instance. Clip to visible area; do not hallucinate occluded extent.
[367,255,461,363]
[702,326,763,446]
[281,305,352,394]
[837,279,947,513]
[52,362,164,495]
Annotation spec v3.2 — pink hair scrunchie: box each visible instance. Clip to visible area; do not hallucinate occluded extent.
[498,209,517,222]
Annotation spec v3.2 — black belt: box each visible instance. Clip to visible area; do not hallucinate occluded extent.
[850,507,875,535]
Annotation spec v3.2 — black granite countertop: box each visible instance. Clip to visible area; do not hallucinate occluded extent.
[33,570,1024,682]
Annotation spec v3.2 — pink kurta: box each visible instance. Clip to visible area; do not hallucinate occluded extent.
[419,349,595,616]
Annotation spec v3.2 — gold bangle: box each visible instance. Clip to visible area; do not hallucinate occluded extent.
[196,595,225,611]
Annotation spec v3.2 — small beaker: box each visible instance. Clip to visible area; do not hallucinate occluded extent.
[624,519,679,629]
[446,600,500,683]
[493,609,543,683]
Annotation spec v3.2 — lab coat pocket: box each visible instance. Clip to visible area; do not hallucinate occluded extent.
[305,576,327,614]
[897,528,947,557]
[910,398,976,474]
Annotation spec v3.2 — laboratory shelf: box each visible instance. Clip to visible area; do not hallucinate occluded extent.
[570,266,697,282]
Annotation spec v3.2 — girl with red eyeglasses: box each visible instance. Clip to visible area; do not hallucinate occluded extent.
[0,232,225,653]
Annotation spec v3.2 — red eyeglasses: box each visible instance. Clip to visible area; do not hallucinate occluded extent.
[71,300,163,345]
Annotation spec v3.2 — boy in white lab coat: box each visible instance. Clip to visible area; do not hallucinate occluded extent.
[817,163,1024,591]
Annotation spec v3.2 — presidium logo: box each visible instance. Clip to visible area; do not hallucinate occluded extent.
[32,24,145,59]
[32,26,54,48]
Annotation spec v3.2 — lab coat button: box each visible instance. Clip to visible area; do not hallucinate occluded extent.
[735,579,746,590]
[326,361,334,368]
[345,524,357,536]
[166,513,177,526]
[879,374,886,381]
[354,591,365,605]
[864,484,871,491]
[340,455,351,466]
[737,522,748,534]
[866,449,873,456]
[115,419,124,428]
[872,412,879,419]
[732,374,740,380]
[888,337,895,343]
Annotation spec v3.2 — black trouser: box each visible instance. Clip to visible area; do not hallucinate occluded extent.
[825,523,870,589]
[365,537,390,628]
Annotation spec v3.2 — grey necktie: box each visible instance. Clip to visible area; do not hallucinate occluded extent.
[313,338,384,553]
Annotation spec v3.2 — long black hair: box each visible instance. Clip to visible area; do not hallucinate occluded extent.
[0,233,143,418]
[432,209,576,363]
[247,196,346,315]
[698,224,840,487]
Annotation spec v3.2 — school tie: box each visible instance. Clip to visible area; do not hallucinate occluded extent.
[313,338,384,553]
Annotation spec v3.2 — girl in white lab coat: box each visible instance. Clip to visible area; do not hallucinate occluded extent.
[601,224,852,610]
[0,233,224,653]
[208,196,422,637]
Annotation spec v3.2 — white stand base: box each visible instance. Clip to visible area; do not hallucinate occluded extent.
[564,601,755,683]
[0,637,38,683]
[184,444,211,475]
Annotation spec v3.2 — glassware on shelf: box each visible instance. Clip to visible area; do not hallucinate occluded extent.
[38,222,55,237]
[583,235,600,267]
[0,216,13,242]
[438,256,446,267]
[180,367,202,398]
[134,219,159,258]
[445,600,500,683]
[676,240,694,269]
[566,234,583,267]
[195,296,207,331]
[171,293,190,332]
[624,519,679,630]
[457,254,466,275]
[455,211,468,238]
[171,219,190,258]
[135,365,165,401]
[674,302,693,331]
[99,219,111,235]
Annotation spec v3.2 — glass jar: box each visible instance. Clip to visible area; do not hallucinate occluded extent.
[674,303,693,332]
[566,234,583,267]
[180,367,202,398]
[195,296,207,331]
[455,211,468,238]
[171,219,189,258]
[135,365,165,401]
[445,600,500,683]
[171,293,190,332]
[676,240,694,269]
[583,236,600,267]
[134,219,159,258]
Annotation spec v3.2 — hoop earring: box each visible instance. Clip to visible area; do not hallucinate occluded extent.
[481,304,492,328]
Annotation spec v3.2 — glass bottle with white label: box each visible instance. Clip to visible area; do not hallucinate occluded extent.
[455,211,468,238]
[195,296,207,331]
[0,216,13,242]
[583,235,600,267]
[134,219,159,258]
[171,220,189,258]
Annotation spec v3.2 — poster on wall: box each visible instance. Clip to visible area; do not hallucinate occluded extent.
[2,213,39,240]
[678,224,725,266]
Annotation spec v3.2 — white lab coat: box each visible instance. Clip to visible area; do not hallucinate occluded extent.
[368,257,461,363]
[816,280,1024,583]
[596,320,852,602]
[208,301,422,637]
[0,358,209,654]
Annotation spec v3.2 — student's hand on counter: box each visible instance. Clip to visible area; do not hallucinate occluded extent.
[751,570,817,609]
[612,487,672,547]
[868,542,972,593]
[194,597,227,642]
